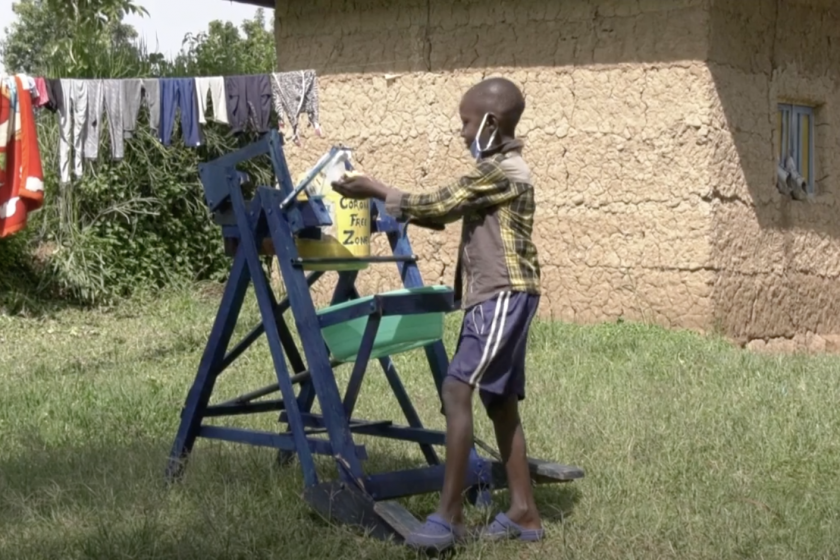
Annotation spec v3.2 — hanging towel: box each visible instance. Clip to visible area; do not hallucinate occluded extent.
[0,75,45,238]
[159,78,201,147]
[142,78,161,133]
[122,79,143,139]
[44,79,64,114]
[103,79,125,160]
[195,76,228,125]
[271,70,322,144]
[224,74,272,134]
[58,78,87,184]
[16,75,39,102]
[83,79,104,161]
[34,77,50,108]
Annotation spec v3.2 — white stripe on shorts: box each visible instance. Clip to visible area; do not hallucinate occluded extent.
[469,291,511,386]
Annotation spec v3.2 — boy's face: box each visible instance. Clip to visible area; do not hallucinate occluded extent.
[458,96,491,151]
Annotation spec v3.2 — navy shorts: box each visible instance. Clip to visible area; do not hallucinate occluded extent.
[448,291,540,408]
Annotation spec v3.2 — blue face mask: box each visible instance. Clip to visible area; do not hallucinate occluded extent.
[470,113,497,161]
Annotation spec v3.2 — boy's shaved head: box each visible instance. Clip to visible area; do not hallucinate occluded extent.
[461,77,526,134]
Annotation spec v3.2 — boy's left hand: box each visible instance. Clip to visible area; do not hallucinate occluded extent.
[331,174,391,200]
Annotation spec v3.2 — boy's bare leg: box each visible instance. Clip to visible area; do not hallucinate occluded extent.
[435,376,475,526]
[488,395,542,530]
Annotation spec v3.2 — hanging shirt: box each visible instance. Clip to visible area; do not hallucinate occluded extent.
[0,75,45,238]
[271,70,322,145]
[195,76,228,125]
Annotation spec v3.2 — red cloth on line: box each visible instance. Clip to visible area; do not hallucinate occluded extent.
[0,75,45,238]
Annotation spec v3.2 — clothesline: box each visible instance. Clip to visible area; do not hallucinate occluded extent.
[23,70,323,185]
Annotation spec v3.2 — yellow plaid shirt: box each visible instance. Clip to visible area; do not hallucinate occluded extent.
[385,149,541,307]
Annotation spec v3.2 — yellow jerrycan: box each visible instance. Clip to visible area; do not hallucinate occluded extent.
[294,150,371,271]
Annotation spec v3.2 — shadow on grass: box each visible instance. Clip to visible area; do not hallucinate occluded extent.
[0,435,581,559]
[0,438,430,559]
[0,282,89,319]
[534,484,582,523]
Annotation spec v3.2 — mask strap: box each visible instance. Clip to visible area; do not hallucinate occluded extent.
[482,129,498,152]
[476,113,497,153]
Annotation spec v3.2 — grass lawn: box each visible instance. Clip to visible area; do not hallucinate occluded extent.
[1,286,839,560]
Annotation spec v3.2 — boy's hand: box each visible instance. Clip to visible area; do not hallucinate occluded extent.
[331,173,392,200]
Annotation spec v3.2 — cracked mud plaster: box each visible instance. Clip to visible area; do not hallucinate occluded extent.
[271,0,840,341]
[708,0,840,339]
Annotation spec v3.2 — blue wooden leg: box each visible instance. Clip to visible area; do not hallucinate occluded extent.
[273,286,309,467]
[386,228,449,396]
[295,271,359,416]
[341,281,441,466]
[166,250,250,481]
[376,356,441,466]
[231,191,321,488]
[263,198,366,485]
[342,313,380,417]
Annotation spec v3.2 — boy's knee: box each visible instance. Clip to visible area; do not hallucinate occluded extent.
[441,376,472,410]
[484,393,518,422]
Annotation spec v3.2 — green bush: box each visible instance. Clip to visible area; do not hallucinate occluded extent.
[0,4,278,308]
[33,109,275,304]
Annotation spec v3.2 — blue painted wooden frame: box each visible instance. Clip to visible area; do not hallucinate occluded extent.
[166,130,496,505]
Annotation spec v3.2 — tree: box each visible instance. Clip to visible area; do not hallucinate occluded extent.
[0,0,147,76]
[175,9,275,76]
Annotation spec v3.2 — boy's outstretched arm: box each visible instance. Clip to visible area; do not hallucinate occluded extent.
[332,160,528,223]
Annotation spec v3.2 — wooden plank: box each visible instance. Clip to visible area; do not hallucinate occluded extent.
[198,425,368,460]
[373,501,423,540]
[529,458,585,482]
[489,457,585,487]
[303,482,397,542]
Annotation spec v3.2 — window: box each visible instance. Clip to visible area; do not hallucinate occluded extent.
[776,103,815,194]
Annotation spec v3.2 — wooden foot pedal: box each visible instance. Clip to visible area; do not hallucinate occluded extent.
[373,500,424,541]
[490,458,585,487]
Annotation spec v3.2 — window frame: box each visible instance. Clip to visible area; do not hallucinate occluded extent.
[777,103,816,195]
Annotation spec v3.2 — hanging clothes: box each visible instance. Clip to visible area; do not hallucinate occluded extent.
[34,78,50,109]
[103,79,125,160]
[271,70,322,144]
[0,75,45,238]
[159,78,201,147]
[58,78,86,185]
[224,74,272,134]
[195,76,228,125]
[121,79,143,139]
[83,79,104,161]
[44,79,64,114]
[142,78,161,134]
[16,75,39,104]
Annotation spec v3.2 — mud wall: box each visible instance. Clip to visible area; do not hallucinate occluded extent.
[273,0,718,330]
[707,0,840,343]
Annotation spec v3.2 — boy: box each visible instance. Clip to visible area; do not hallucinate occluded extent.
[331,77,543,550]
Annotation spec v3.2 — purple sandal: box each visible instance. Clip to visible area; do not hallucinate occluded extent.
[481,512,545,542]
[404,514,467,551]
